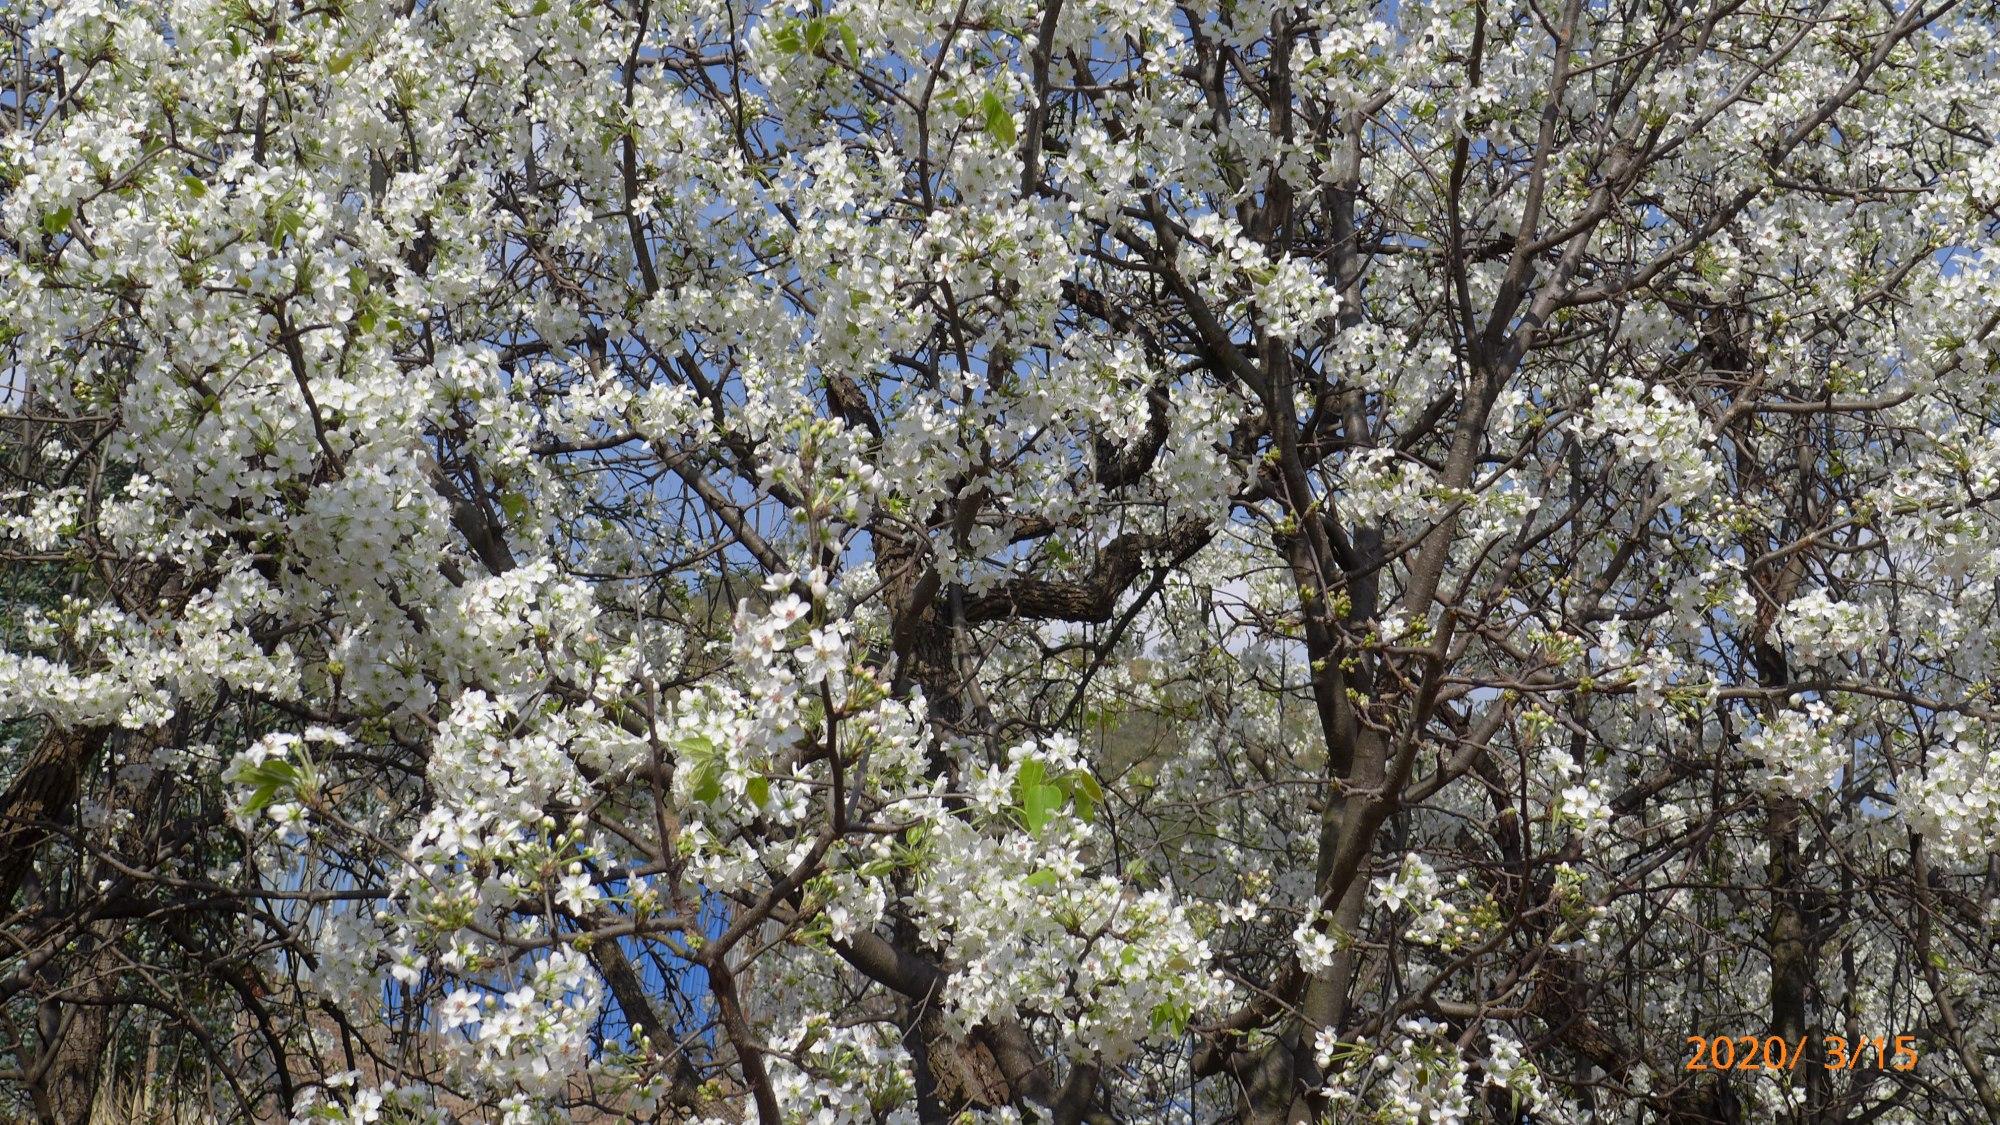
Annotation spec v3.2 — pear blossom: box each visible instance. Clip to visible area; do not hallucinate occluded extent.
[3,0,2000,1120]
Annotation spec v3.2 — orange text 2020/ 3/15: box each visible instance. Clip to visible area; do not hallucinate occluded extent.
[1684,1035,1920,1073]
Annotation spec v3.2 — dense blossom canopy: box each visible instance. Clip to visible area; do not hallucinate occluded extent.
[2,0,2000,1119]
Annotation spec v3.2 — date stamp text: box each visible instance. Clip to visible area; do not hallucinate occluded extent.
[1684,1035,1920,1073]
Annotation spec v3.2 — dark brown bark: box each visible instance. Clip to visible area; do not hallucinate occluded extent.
[0,725,99,910]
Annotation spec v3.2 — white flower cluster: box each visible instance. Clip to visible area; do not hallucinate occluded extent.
[290,1075,449,1125]
[5,0,1999,1117]
[1481,1030,1570,1121]
[767,1017,917,1124]
[0,487,80,550]
[1553,775,1614,840]
[1775,589,1885,662]
[1293,913,1345,974]
[913,740,1234,1062]
[434,949,606,1099]
[1573,377,1719,502]
[222,726,348,832]
[1903,723,2000,862]
[0,598,179,727]
[1180,213,1343,344]
[1745,698,1846,797]
[1332,447,1440,527]
[1317,1016,1475,1124]
[1372,854,1490,949]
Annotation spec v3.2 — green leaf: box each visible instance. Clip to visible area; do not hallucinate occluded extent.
[837,19,859,59]
[238,759,301,789]
[771,20,804,53]
[689,760,722,804]
[1072,770,1103,806]
[803,16,829,53]
[679,735,723,804]
[270,207,305,248]
[1014,758,1046,797]
[497,492,529,523]
[1024,868,1058,890]
[746,776,770,809]
[40,207,72,236]
[238,759,301,814]
[1022,783,1062,834]
[1149,998,1192,1036]
[981,91,1016,146]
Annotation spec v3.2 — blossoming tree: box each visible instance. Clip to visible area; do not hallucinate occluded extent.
[3,0,2000,1119]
